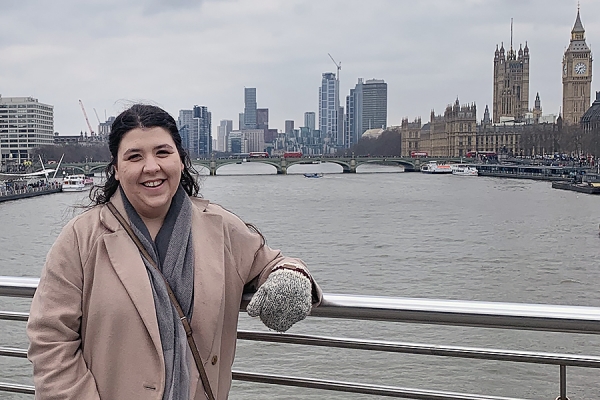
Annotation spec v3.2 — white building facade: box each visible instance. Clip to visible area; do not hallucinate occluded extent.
[0,96,54,166]
[227,129,265,153]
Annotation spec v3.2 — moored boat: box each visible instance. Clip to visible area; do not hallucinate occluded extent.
[551,181,600,194]
[451,164,478,176]
[421,161,452,174]
[62,175,93,192]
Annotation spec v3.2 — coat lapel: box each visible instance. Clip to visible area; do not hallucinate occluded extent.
[100,195,163,360]
[104,233,163,355]
[190,207,226,360]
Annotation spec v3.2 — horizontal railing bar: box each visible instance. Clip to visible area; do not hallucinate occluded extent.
[0,346,28,358]
[0,311,30,322]
[0,277,38,298]
[232,371,526,400]
[5,278,600,334]
[308,294,600,334]
[0,382,35,394]
[248,293,600,334]
[237,330,600,368]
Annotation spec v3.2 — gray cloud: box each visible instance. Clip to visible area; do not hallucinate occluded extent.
[0,0,597,135]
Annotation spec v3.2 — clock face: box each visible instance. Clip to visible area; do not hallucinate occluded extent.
[575,62,587,75]
[564,64,567,75]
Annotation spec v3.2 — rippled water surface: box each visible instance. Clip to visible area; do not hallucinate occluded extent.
[1,163,600,399]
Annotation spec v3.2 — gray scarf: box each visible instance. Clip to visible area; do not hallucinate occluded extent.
[121,186,194,400]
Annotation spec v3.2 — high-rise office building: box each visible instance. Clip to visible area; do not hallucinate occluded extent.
[493,25,530,123]
[227,129,265,153]
[257,108,269,130]
[362,79,387,132]
[244,88,257,129]
[319,72,339,146]
[177,109,194,153]
[304,112,316,132]
[345,78,387,148]
[192,105,211,157]
[227,131,244,154]
[265,128,278,144]
[562,8,593,125]
[345,89,356,148]
[285,120,294,134]
[217,120,233,152]
[0,96,54,165]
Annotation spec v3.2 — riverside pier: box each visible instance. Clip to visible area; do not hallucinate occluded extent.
[0,181,62,203]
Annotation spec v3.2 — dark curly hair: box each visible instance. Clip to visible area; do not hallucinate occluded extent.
[90,104,199,205]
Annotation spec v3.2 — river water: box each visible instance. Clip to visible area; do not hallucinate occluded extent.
[1,162,600,399]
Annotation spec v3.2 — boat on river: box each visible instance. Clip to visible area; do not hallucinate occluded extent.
[421,161,452,174]
[62,175,94,192]
[551,173,600,194]
[475,164,588,181]
[551,181,600,194]
[451,164,478,176]
[303,173,323,178]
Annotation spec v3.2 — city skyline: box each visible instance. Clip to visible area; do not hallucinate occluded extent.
[0,1,599,136]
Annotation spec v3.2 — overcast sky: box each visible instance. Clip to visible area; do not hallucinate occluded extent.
[1,0,598,135]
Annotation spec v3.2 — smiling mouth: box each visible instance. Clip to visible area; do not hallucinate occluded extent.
[142,179,165,188]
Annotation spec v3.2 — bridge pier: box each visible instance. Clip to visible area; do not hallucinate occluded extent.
[210,160,217,176]
[404,159,421,172]
[343,158,357,173]
[278,158,287,175]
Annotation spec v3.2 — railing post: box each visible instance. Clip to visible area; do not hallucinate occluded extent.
[556,364,568,400]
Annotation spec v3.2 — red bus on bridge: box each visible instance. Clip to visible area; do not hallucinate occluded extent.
[410,151,428,158]
[466,151,497,159]
[283,151,303,158]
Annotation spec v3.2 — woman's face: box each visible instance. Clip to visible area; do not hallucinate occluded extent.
[114,126,183,221]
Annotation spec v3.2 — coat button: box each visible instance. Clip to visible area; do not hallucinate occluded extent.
[211,355,218,365]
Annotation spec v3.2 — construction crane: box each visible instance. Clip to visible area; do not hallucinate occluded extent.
[79,100,95,136]
[328,53,341,82]
[93,108,102,125]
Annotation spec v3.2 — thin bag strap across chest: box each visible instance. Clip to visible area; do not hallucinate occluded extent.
[106,202,215,400]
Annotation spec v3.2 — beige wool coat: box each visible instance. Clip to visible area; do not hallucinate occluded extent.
[27,191,322,400]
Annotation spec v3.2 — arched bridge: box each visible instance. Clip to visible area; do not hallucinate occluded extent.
[58,156,465,176]
[58,162,109,175]
[194,156,464,175]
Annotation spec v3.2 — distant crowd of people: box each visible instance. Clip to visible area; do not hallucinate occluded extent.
[0,180,61,197]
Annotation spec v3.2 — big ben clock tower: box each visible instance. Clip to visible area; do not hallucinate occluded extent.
[562,7,593,125]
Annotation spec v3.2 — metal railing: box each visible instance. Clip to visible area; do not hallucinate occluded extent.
[2,276,600,399]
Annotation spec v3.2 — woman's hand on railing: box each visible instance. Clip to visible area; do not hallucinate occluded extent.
[247,269,312,332]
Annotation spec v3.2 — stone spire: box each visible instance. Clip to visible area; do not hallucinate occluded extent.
[572,8,584,34]
[483,105,491,125]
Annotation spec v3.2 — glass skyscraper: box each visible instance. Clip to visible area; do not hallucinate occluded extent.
[319,72,339,148]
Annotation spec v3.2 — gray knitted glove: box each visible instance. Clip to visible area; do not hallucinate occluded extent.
[247,268,312,332]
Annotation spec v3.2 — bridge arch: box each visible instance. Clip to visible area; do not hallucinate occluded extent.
[193,159,283,175]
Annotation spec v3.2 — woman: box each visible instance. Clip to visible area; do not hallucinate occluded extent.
[27,104,322,400]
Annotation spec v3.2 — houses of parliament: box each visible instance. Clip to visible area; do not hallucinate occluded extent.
[400,8,599,158]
